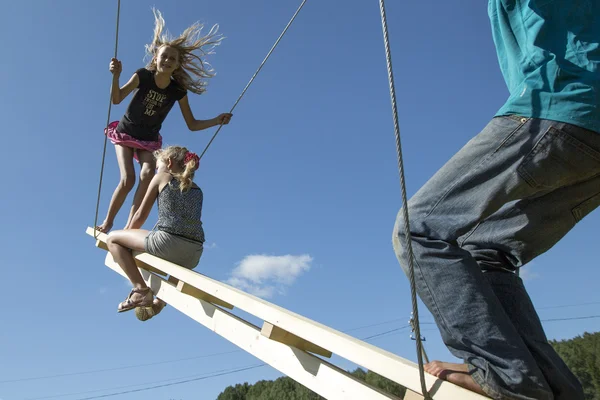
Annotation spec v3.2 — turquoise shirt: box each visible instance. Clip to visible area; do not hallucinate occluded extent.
[488,0,600,133]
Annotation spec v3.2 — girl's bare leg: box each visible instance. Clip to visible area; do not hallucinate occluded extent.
[124,149,156,229]
[107,229,150,291]
[97,145,136,233]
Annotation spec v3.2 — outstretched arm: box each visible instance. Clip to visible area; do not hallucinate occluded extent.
[110,58,140,104]
[178,95,233,131]
[129,174,162,229]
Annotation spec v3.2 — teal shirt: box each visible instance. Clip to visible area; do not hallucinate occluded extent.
[489,0,600,133]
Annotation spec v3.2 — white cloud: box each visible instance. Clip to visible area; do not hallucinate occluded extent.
[99,287,108,295]
[204,242,218,250]
[226,254,313,299]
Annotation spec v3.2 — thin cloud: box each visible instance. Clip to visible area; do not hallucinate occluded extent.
[226,254,313,299]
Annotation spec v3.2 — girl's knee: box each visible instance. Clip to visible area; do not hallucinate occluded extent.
[139,166,155,183]
[119,174,136,191]
[106,233,117,248]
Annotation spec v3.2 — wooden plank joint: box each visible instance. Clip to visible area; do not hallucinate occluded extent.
[176,280,234,310]
[261,322,332,358]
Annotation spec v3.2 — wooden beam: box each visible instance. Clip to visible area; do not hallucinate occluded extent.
[103,252,399,400]
[404,390,425,400]
[262,322,332,358]
[87,227,488,400]
[177,280,234,310]
[133,256,168,277]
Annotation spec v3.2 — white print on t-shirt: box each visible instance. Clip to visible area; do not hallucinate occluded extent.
[143,90,168,117]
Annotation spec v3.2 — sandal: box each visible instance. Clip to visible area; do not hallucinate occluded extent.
[135,298,167,322]
[118,287,153,313]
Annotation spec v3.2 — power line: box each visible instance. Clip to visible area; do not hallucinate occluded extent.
[360,316,600,342]
[4,305,599,385]
[1,319,428,384]
[75,364,265,400]
[26,327,430,400]
[343,318,404,333]
[13,314,600,400]
[538,301,600,310]
[0,350,241,384]
[361,325,411,340]
[24,364,266,400]
[542,315,600,322]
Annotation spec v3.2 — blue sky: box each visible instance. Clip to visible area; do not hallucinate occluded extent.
[1,0,599,399]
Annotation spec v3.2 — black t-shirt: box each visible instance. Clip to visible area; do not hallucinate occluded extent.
[116,68,187,141]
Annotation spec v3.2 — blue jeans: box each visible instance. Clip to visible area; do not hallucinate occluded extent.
[392,115,600,399]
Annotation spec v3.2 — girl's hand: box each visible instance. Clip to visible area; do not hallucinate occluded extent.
[215,113,233,126]
[109,58,122,77]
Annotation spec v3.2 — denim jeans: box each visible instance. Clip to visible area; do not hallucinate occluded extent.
[392,115,600,399]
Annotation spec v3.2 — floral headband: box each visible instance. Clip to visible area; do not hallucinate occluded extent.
[184,151,200,171]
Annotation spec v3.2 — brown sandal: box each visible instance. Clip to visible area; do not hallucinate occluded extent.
[135,299,167,322]
[118,287,153,313]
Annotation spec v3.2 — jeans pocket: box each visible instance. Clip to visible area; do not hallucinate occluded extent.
[517,126,600,190]
[572,191,600,222]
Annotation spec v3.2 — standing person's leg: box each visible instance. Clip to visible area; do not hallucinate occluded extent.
[97,145,137,233]
[107,229,154,312]
[459,173,600,399]
[124,149,156,229]
[392,117,600,399]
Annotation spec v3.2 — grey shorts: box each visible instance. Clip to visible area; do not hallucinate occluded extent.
[144,230,203,270]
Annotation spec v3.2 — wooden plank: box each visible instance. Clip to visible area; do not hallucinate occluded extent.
[133,257,168,277]
[87,227,488,399]
[103,252,400,400]
[95,239,109,251]
[177,280,234,310]
[262,322,332,358]
[404,390,425,400]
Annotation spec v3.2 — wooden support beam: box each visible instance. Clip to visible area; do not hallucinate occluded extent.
[87,227,488,400]
[95,239,109,251]
[262,322,332,358]
[177,280,234,310]
[103,252,399,400]
[404,390,425,400]
[133,256,168,277]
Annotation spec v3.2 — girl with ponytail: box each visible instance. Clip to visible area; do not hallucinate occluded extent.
[106,146,205,317]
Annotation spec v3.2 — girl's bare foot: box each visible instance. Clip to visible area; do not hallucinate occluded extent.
[425,361,488,397]
[96,220,113,233]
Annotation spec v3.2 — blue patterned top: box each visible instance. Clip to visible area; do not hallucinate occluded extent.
[154,178,205,243]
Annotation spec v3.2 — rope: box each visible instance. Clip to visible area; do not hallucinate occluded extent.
[93,0,121,239]
[377,1,431,398]
[198,0,308,160]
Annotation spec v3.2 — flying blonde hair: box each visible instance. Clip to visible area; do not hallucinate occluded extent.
[154,146,198,192]
[145,8,223,95]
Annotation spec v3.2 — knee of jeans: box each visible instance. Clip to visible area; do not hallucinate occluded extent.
[393,204,423,242]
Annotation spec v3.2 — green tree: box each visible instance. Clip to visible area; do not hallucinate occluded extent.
[217,332,600,399]
[216,382,251,400]
[551,331,600,400]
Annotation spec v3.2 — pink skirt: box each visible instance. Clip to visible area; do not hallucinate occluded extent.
[105,121,162,161]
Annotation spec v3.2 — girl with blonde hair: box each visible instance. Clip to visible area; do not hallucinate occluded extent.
[97,8,232,233]
[106,146,205,313]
